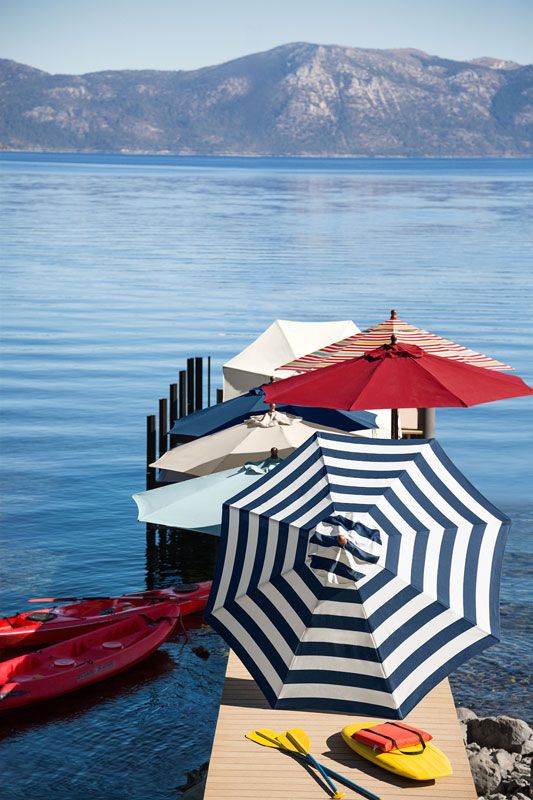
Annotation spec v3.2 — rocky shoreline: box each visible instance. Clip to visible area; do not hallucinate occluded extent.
[180,710,532,799]
[458,708,532,799]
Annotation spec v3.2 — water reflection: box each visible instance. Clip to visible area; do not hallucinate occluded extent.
[145,526,219,590]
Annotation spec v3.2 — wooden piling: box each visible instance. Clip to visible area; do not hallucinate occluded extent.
[146,414,156,489]
[207,356,211,407]
[195,356,203,411]
[158,398,168,459]
[145,524,157,589]
[169,383,178,448]
[169,383,177,428]
[216,388,223,404]
[179,370,187,418]
[187,358,195,415]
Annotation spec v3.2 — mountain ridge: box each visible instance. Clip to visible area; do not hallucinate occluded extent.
[1,43,532,156]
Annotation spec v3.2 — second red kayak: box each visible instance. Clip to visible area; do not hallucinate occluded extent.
[0,604,178,711]
[0,582,211,649]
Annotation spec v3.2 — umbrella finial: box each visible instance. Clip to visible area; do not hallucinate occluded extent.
[390,334,397,345]
[337,534,348,548]
[390,309,397,319]
[269,403,276,413]
[270,447,279,459]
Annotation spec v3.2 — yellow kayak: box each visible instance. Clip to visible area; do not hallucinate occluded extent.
[341,722,453,781]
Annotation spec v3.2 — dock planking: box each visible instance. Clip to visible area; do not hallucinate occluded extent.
[204,650,476,799]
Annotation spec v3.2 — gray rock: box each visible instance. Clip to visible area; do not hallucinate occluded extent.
[180,778,206,800]
[520,735,533,755]
[514,759,531,774]
[468,742,482,752]
[485,794,506,800]
[467,716,533,752]
[468,751,502,796]
[458,707,478,723]
[179,761,209,799]
[509,793,529,800]
[492,748,516,776]
[504,775,530,794]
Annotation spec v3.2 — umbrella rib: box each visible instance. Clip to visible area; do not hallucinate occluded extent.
[346,359,386,410]
[417,362,469,408]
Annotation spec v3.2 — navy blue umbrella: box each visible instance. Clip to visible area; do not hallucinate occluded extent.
[169,388,376,437]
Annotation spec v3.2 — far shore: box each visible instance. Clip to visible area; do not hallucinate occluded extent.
[1,148,532,160]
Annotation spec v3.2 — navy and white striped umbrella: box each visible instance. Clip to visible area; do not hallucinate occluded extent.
[206,432,510,719]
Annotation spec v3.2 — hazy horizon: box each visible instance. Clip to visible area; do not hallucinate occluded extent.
[1,0,531,75]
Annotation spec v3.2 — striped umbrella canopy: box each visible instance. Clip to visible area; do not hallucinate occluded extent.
[206,432,510,719]
[280,310,513,373]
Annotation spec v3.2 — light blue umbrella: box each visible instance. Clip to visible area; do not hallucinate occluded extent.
[132,457,281,535]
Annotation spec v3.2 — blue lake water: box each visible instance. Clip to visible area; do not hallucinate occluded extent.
[0,153,532,799]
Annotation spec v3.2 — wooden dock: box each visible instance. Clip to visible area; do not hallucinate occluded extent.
[204,651,476,800]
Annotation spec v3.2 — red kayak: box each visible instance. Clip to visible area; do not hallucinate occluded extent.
[0,582,211,649]
[0,604,178,711]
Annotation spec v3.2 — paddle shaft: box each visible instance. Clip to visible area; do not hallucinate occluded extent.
[316,762,381,800]
[288,751,381,800]
[304,751,339,795]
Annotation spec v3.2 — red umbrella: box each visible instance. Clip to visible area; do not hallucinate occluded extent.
[262,339,533,437]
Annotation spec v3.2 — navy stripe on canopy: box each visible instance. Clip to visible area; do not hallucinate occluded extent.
[206,432,510,718]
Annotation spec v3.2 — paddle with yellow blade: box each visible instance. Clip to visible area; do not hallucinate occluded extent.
[278,728,345,799]
[245,727,383,800]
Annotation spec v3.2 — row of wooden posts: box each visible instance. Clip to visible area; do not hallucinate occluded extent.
[146,356,220,490]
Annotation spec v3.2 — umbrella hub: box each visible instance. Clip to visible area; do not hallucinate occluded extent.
[364,342,424,361]
[245,410,300,428]
[307,515,382,587]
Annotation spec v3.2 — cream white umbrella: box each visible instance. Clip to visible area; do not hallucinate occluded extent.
[151,412,352,477]
[222,319,358,400]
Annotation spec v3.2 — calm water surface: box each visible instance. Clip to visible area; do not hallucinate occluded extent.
[0,154,532,799]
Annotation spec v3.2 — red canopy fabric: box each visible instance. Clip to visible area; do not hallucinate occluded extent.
[263,342,533,411]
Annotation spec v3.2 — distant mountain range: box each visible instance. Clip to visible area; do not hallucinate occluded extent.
[1,43,532,156]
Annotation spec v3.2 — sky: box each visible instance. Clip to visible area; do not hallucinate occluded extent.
[1,0,532,74]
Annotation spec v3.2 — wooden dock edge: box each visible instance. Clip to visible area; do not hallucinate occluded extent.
[204,650,476,799]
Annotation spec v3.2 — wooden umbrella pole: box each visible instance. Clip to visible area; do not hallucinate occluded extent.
[421,407,436,437]
[391,408,400,439]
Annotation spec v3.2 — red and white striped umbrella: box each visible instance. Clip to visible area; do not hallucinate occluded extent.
[279,310,513,373]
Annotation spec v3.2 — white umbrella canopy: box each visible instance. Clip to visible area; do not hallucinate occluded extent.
[222,319,358,400]
[151,413,354,476]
